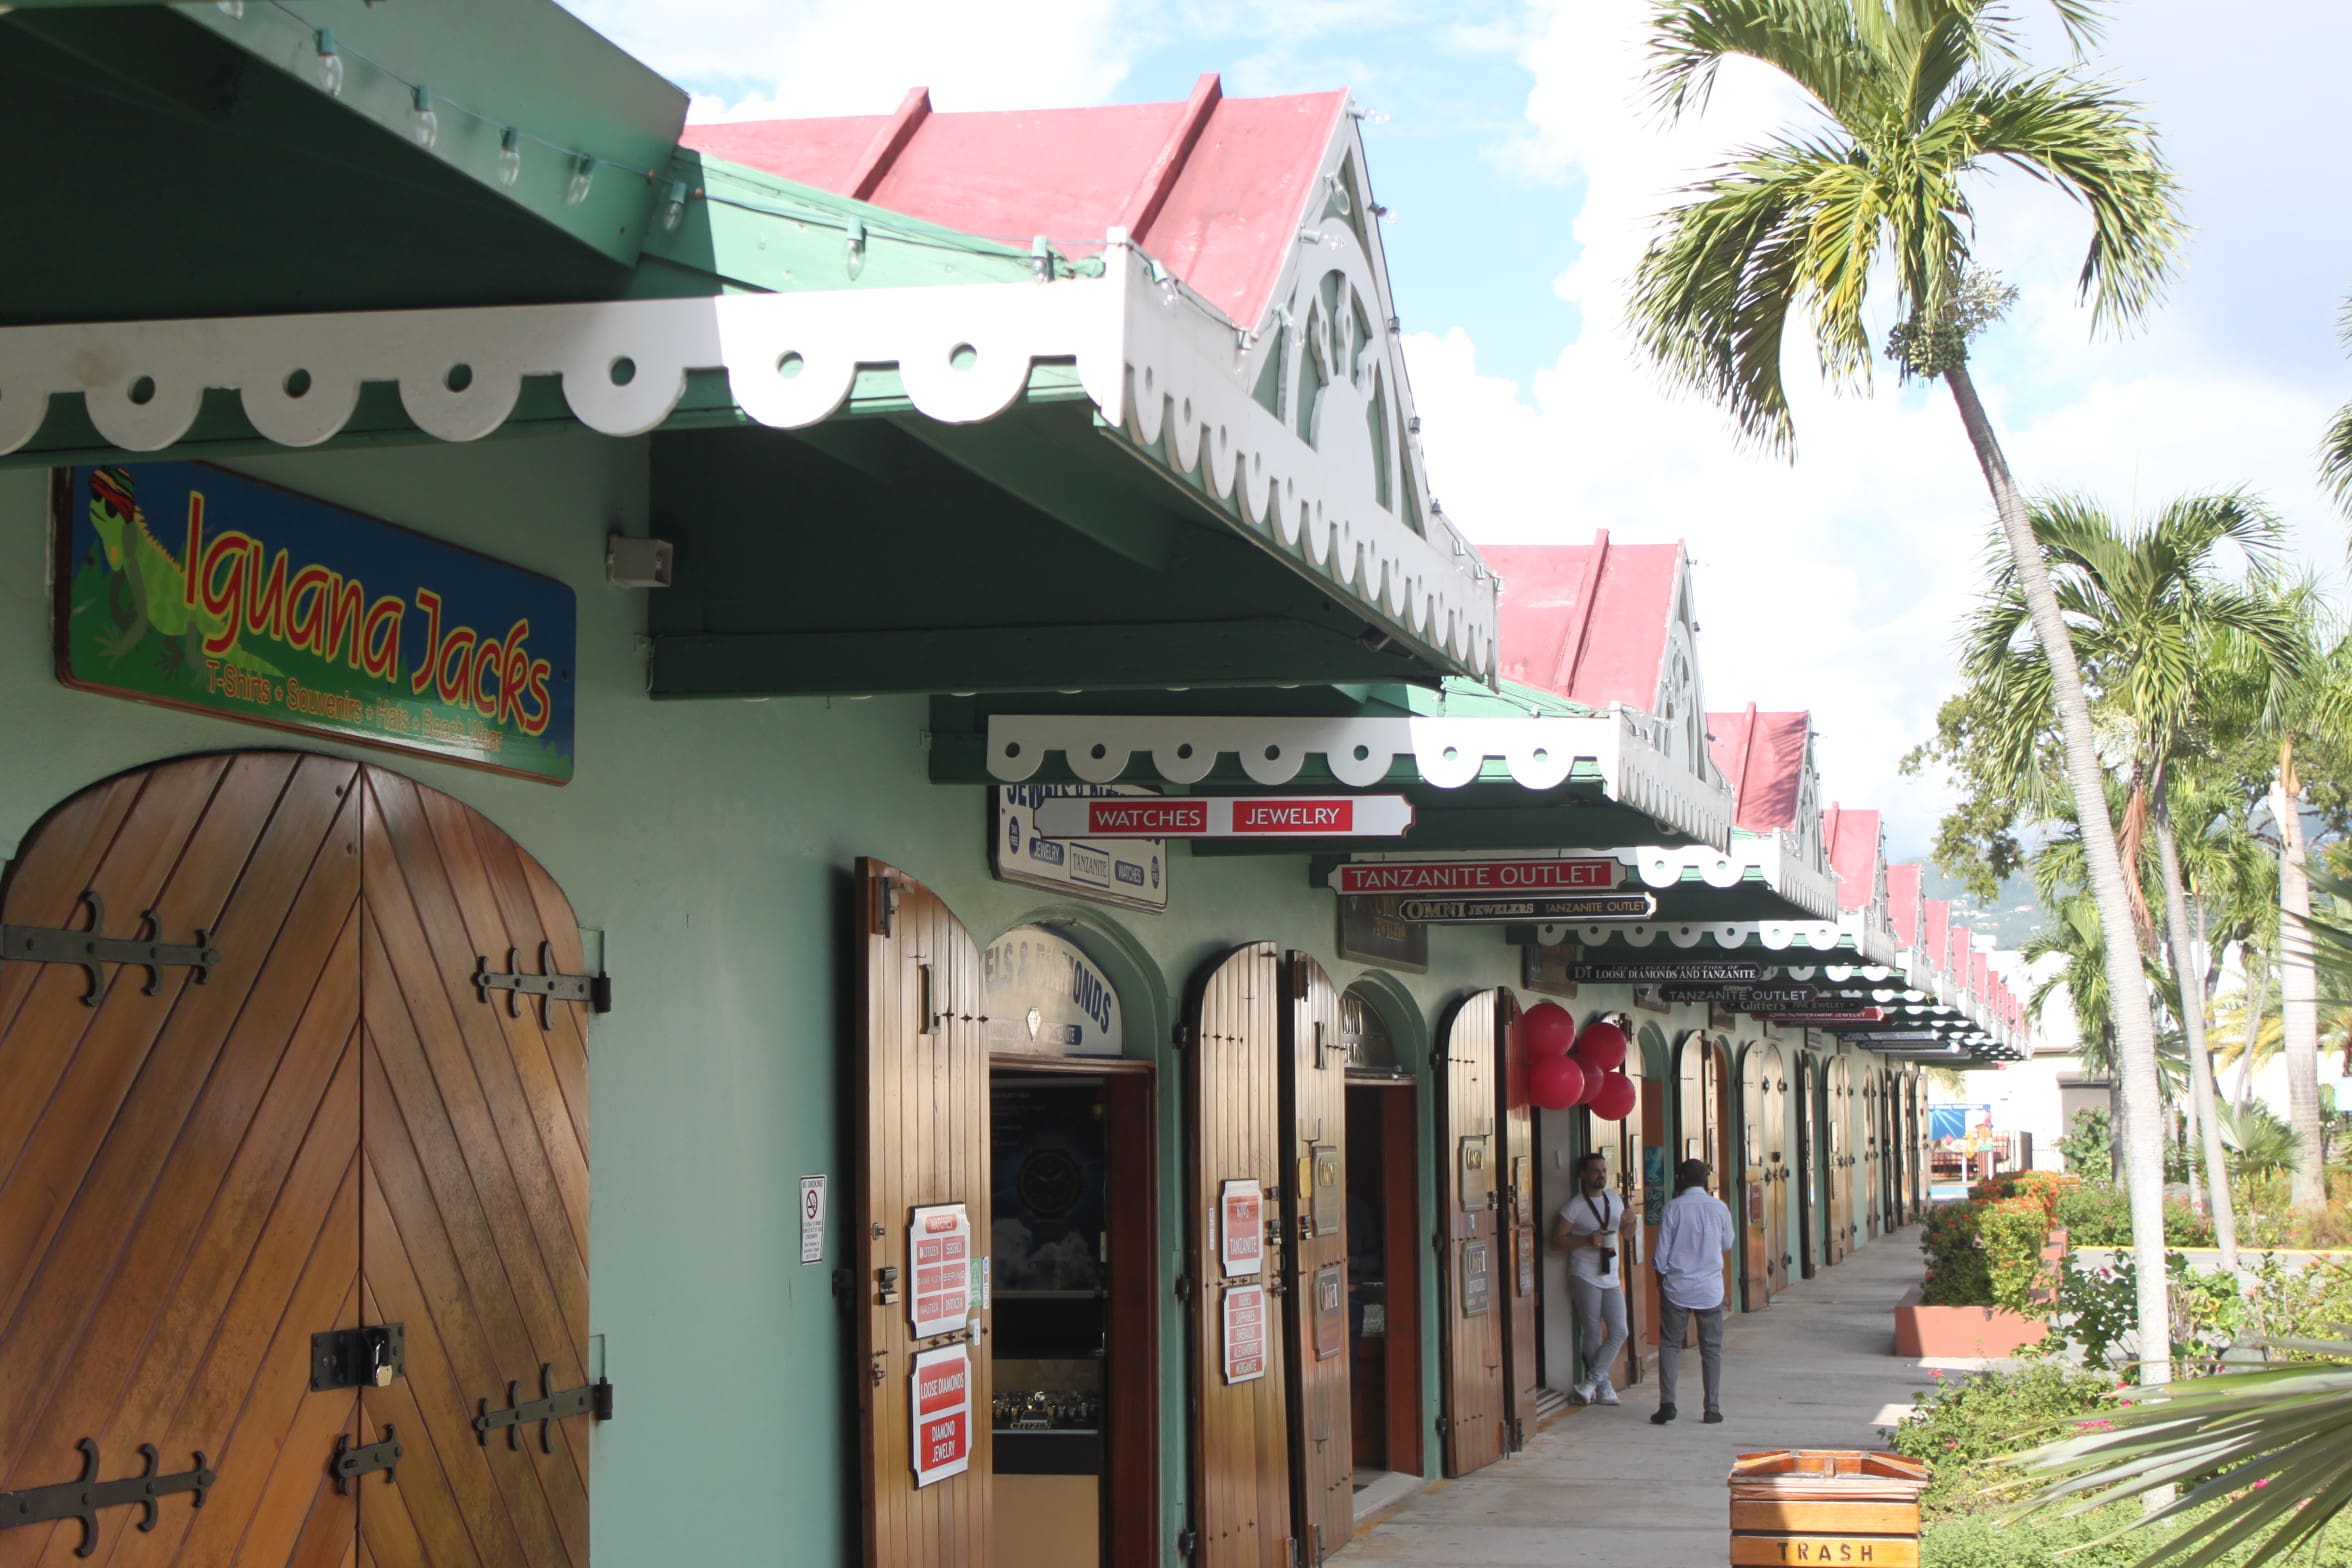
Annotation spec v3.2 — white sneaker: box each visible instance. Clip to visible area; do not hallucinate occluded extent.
[1572,1383,1595,1405]
[1595,1385,1621,1406]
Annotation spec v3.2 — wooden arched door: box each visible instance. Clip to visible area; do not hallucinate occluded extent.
[1826,1056,1853,1265]
[1185,944,1291,1567]
[1674,1032,1734,1303]
[0,753,595,1568]
[1736,1045,1770,1312]
[1434,992,1506,1477]
[1759,1044,1790,1297]
[1793,1052,1818,1280]
[1281,953,1349,1565]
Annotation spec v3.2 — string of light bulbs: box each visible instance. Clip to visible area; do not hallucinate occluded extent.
[216,0,1094,274]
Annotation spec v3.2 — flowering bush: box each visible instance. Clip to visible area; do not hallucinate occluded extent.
[2048,1251,2243,1377]
[1883,1362,2116,1518]
[2051,1184,2214,1247]
[1969,1170,2077,1222]
[1921,1196,2052,1310]
[1920,1201,1993,1306]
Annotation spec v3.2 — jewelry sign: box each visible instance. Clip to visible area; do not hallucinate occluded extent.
[1219,1179,1264,1278]
[1222,1283,1268,1384]
[54,462,576,783]
[994,784,1167,912]
[1034,794,1414,839]
[1391,893,1657,924]
[1329,858,1621,896]
[908,1204,973,1338]
[910,1344,973,1487]
[1571,960,1768,985]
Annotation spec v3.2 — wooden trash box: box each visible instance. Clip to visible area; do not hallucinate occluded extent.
[1727,1449,1929,1566]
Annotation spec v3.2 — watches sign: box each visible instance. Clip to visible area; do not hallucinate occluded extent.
[54,461,575,783]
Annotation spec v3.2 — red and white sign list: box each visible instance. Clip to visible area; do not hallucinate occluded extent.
[909,1343,973,1487]
[1330,858,1621,897]
[908,1203,972,1339]
[1033,794,1415,840]
[1223,1284,1269,1384]
[1219,1179,1264,1278]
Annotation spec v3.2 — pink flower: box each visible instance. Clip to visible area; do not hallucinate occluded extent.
[1930,1369,1943,1379]
[2254,1480,2270,1489]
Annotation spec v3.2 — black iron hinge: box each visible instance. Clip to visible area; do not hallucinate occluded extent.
[1176,1527,1199,1557]
[474,1364,614,1451]
[331,1429,402,1494]
[0,1439,214,1555]
[1,892,218,1006]
[1174,1274,1192,1303]
[474,943,612,1026]
[1172,1023,1193,1050]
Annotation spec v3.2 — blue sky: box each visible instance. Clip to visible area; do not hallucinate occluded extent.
[566,0,2352,858]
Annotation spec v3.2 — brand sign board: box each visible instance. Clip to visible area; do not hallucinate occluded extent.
[1222,1283,1268,1383]
[1034,794,1414,839]
[55,462,576,782]
[1328,858,1620,897]
[993,785,1167,912]
[1460,1239,1492,1317]
[1313,1264,1346,1361]
[909,1343,973,1487]
[1856,1031,1944,1043]
[1393,893,1657,924]
[1572,960,1767,985]
[1658,984,1822,1006]
[1520,943,1580,999]
[1760,1008,1885,1024]
[908,1203,973,1338]
[981,925,1123,1056]
[1219,1179,1263,1278]
[1336,894,1429,974]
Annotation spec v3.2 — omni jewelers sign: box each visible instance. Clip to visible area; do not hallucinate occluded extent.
[54,461,576,783]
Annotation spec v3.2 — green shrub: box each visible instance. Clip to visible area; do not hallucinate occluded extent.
[2055,1106,2112,1184]
[1920,1202,1994,1306]
[1924,1505,2147,1568]
[2241,1253,2352,1347]
[1970,1170,2076,1221]
[1883,1362,2117,1518]
[1981,1197,2054,1312]
[2049,1185,2214,1247]
[2049,1252,2244,1376]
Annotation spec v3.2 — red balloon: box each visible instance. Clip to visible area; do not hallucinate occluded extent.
[1570,1018,1630,1074]
[1588,1069,1638,1122]
[1530,1055,1588,1111]
[1520,1001,1577,1058]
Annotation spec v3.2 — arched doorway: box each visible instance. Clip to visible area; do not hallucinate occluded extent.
[1793,1051,1819,1280]
[1826,1055,1854,1265]
[1339,983,1423,1488]
[1672,1031,1734,1303]
[0,753,598,1568]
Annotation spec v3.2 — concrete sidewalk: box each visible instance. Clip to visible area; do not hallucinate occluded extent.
[1338,1232,1935,1566]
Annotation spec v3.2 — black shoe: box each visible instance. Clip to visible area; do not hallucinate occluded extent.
[1703,1411,1724,1424]
[1651,1406,1677,1425]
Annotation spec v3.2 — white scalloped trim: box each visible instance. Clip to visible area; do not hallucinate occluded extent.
[0,239,1497,680]
[983,711,1734,848]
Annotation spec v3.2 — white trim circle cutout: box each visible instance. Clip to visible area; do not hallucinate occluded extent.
[985,712,1734,851]
[0,241,1494,681]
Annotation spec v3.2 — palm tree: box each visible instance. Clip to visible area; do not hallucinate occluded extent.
[1961,493,2301,1270]
[1631,0,2184,1381]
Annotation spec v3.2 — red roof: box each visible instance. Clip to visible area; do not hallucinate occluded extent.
[1922,899,1951,975]
[680,75,1351,330]
[1886,864,1923,948]
[1948,924,1974,991]
[1707,706,1810,835]
[1822,804,1883,913]
[1488,531,1687,712]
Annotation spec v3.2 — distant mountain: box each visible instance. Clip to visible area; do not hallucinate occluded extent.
[1908,862,2045,949]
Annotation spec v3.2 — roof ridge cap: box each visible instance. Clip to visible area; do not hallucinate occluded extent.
[846,87,932,201]
[1550,527,1609,700]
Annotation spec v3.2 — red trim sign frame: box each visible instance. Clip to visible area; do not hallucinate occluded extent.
[1222,1283,1269,1384]
[910,1343,974,1487]
[1329,858,1620,896]
[908,1203,973,1338]
[1034,794,1414,839]
[1219,1178,1264,1278]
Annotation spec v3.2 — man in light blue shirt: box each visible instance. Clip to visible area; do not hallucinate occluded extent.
[1649,1158,1735,1425]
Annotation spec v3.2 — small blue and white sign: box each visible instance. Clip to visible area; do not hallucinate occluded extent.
[992,784,1168,914]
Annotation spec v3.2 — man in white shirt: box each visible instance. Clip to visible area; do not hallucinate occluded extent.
[1551,1151,1636,1405]
[1649,1158,1736,1425]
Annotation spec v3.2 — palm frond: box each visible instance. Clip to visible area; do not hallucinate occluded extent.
[2013,1348,2352,1568]
[2322,394,2352,527]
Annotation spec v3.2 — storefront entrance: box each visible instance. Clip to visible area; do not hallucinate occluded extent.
[1340,988,1423,1494]
[0,752,596,1568]
[1735,1042,1790,1310]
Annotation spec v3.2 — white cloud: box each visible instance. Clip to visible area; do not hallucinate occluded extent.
[1403,0,2345,859]
[559,0,1139,119]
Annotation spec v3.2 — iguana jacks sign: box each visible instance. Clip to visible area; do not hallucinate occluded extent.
[54,462,576,782]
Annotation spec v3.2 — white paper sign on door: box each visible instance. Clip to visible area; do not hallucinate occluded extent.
[908,1203,972,1337]
[1222,1283,1268,1384]
[910,1342,973,1487]
[799,1175,827,1265]
[1219,1179,1263,1278]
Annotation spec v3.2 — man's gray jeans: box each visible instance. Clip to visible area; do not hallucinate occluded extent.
[1654,1297,1724,1414]
[1568,1275,1629,1393]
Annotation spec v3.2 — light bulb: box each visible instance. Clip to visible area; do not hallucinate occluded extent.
[498,128,523,188]
[217,0,243,16]
[844,219,867,281]
[314,30,343,97]
[409,86,438,151]
[661,180,687,232]
[565,155,595,206]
